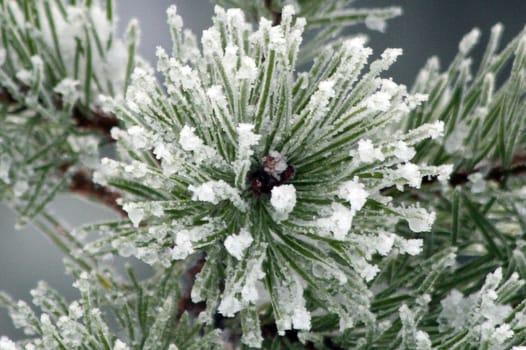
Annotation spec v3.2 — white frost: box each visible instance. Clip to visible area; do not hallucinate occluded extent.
[459,28,481,54]
[166,5,183,31]
[353,256,380,282]
[0,48,5,66]
[122,203,144,228]
[68,301,83,320]
[224,229,254,260]
[237,123,261,160]
[428,120,445,140]
[392,141,416,162]
[337,178,369,212]
[171,229,195,260]
[113,340,130,350]
[0,337,17,350]
[376,233,396,256]
[54,78,80,105]
[0,155,11,184]
[179,125,204,152]
[270,185,297,217]
[395,163,421,189]
[397,238,423,256]
[263,151,288,179]
[317,203,354,240]
[364,91,391,112]
[356,139,384,163]
[292,306,311,331]
[189,180,247,211]
[237,56,258,81]
[402,206,435,232]
[217,295,243,317]
[365,16,387,33]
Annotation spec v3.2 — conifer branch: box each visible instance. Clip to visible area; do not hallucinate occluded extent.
[2,1,526,349]
[264,0,282,26]
[68,169,125,216]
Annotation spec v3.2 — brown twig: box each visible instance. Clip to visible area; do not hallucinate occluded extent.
[68,169,126,216]
[0,88,16,104]
[264,0,282,26]
[71,106,119,136]
[176,254,206,319]
[3,85,122,214]
[448,153,526,187]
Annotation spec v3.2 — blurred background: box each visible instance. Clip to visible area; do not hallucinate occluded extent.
[1,0,526,339]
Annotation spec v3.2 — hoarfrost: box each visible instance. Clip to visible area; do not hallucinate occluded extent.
[0,337,17,350]
[317,203,354,240]
[0,155,11,184]
[394,162,421,189]
[365,16,387,33]
[0,48,5,66]
[338,178,369,212]
[270,184,297,218]
[224,229,254,260]
[179,125,204,152]
[356,139,384,163]
[459,28,481,54]
[189,180,247,211]
[399,206,436,232]
[122,203,144,228]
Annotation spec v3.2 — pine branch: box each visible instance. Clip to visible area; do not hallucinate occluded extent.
[449,153,526,186]
[0,87,15,104]
[417,152,526,187]
[71,106,119,136]
[264,0,282,26]
[69,169,125,216]
[176,255,206,320]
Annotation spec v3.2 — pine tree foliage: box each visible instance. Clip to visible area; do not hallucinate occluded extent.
[0,0,139,225]
[215,0,402,64]
[0,261,222,349]
[1,1,526,349]
[90,5,451,347]
[407,24,526,170]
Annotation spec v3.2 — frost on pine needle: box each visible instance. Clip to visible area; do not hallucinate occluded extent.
[406,24,526,168]
[215,0,402,64]
[0,263,222,350]
[87,5,450,346]
[270,184,297,220]
[0,0,140,222]
[437,268,524,349]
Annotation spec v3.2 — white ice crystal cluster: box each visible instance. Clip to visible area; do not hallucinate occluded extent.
[0,273,121,350]
[438,268,521,349]
[89,5,452,347]
[0,266,210,350]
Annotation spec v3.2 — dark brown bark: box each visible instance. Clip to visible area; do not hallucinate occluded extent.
[71,106,119,136]
[264,0,282,26]
[69,170,126,216]
[448,153,526,187]
[176,255,206,319]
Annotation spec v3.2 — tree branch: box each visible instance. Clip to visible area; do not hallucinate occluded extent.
[264,0,282,26]
[69,169,126,216]
[0,87,16,104]
[177,254,206,319]
[448,153,526,187]
[71,106,119,136]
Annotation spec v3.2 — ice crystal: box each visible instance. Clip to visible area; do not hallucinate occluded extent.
[270,184,297,219]
[438,268,522,349]
[0,337,17,350]
[224,228,254,260]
